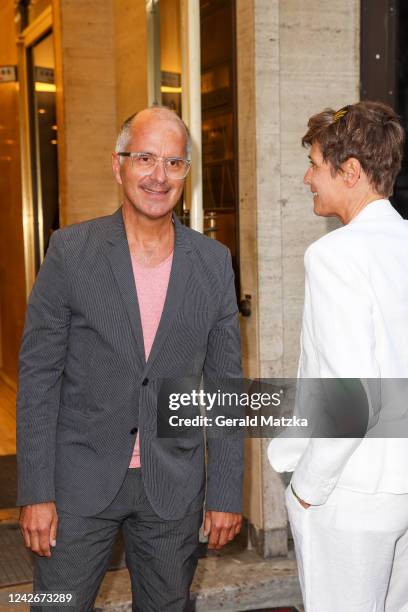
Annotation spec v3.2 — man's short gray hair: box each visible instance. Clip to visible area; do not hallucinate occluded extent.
[115,106,192,160]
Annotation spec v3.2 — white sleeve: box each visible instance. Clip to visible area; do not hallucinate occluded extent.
[292,240,380,505]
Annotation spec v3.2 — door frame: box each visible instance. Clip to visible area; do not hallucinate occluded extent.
[17,5,53,296]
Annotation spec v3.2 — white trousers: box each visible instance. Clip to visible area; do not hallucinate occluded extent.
[286,484,408,612]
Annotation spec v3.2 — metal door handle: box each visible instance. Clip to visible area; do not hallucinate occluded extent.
[239,294,252,317]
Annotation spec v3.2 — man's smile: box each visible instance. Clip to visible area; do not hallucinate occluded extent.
[142,186,170,195]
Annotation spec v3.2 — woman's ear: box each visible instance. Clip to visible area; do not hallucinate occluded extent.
[341,157,361,188]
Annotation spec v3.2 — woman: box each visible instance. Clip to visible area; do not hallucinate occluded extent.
[269,101,408,612]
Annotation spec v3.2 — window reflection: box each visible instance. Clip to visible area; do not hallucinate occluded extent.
[30,32,59,267]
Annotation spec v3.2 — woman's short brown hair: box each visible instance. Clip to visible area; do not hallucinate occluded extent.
[302,101,405,196]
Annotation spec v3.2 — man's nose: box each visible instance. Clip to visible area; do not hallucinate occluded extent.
[149,158,167,182]
[303,167,312,185]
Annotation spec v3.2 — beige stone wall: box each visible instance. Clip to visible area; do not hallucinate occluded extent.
[239,0,359,380]
[54,0,118,226]
[237,0,360,546]
[160,0,182,75]
[279,0,360,376]
[113,0,148,128]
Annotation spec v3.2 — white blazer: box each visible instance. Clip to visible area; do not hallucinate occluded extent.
[268,199,408,504]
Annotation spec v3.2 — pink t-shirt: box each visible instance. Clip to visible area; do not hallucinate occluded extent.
[128,251,173,468]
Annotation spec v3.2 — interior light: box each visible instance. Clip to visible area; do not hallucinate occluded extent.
[160,86,182,94]
[35,82,56,93]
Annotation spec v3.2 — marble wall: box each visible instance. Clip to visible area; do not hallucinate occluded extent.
[113,0,148,129]
[54,0,118,226]
[237,0,360,554]
[279,0,360,376]
[252,0,360,380]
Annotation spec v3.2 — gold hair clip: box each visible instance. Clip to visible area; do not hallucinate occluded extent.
[332,106,349,123]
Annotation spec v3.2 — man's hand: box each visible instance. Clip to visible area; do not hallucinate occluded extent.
[19,502,58,558]
[204,510,242,550]
[291,485,311,509]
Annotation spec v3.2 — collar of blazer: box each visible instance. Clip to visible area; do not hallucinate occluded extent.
[349,198,401,225]
[103,207,193,374]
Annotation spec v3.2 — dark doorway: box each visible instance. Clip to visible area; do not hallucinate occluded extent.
[395,0,408,217]
[200,0,240,287]
[360,0,408,218]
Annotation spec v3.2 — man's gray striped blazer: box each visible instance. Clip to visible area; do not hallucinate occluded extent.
[16,208,243,519]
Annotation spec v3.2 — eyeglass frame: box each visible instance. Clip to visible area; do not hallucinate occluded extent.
[116,151,191,180]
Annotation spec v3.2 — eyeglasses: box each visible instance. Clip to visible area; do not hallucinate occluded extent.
[117,152,191,180]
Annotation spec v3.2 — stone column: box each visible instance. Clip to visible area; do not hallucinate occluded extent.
[113,0,148,127]
[237,0,360,558]
[53,0,118,225]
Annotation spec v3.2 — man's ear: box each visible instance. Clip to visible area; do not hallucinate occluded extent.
[111,153,123,185]
[341,157,361,188]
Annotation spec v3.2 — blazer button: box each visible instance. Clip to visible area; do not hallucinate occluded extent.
[142,378,149,386]
[130,427,138,435]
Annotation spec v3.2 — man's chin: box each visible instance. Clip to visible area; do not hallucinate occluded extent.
[123,198,172,218]
[140,203,175,220]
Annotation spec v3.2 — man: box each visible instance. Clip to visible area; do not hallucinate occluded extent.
[268,101,408,611]
[17,106,243,611]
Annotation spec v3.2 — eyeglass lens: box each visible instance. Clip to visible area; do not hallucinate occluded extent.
[131,154,189,179]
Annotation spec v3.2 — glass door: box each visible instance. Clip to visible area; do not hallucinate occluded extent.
[28,31,59,267]
[18,6,59,291]
[200,0,239,286]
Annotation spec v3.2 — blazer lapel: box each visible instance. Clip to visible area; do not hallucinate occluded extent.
[145,215,193,372]
[104,208,146,368]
